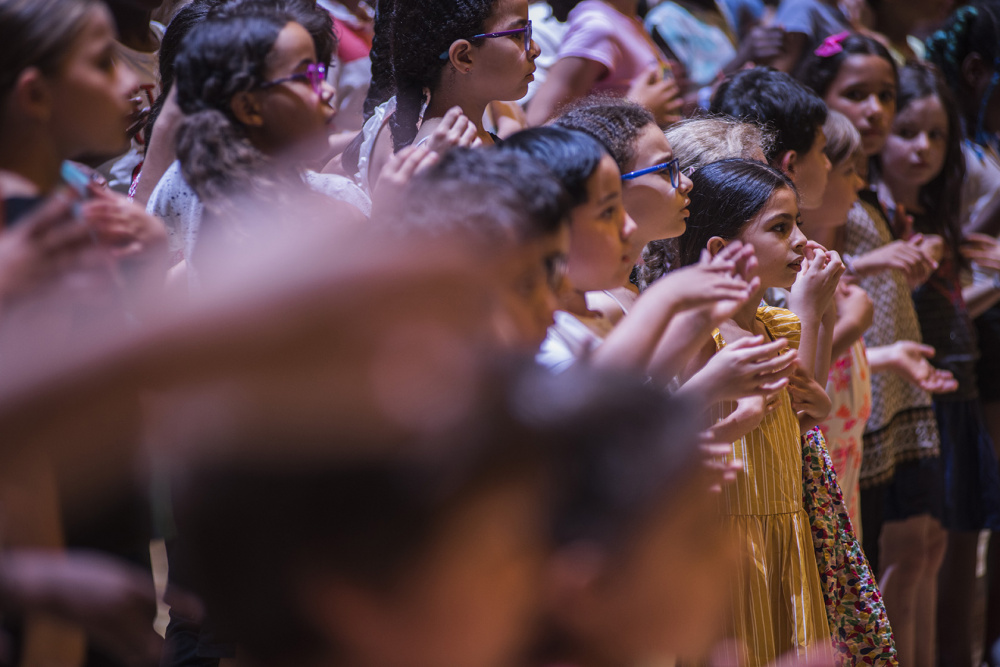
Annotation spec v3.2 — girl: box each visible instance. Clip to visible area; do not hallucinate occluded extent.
[146,6,368,285]
[799,110,870,530]
[926,9,1000,660]
[876,61,1000,667]
[553,99,694,321]
[346,0,539,193]
[676,158,838,666]
[798,35,953,667]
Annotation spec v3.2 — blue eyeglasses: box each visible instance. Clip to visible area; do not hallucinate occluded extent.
[438,20,532,60]
[620,158,681,188]
[258,62,327,96]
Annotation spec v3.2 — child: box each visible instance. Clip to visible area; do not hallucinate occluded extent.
[711,67,836,382]
[926,6,1000,660]
[524,0,683,126]
[145,6,369,286]
[552,98,694,320]
[798,35,953,667]
[876,61,1000,667]
[349,0,539,193]
[799,110,871,531]
[675,158,837,665]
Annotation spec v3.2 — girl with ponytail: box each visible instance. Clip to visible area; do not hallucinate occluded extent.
[344,0,540,193]
[147,5,369,280]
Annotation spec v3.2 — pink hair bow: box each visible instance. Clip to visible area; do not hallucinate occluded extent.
[814,31,850,57]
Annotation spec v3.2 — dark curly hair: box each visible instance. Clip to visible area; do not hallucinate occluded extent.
[876,62,967,268]
[381,147,570,247]
[925,2,1000,140]
[673,159,794,271]
[552,96,656,173]
[796,33,897,101]
[173,10,304,219]
[386,0,495,151]
[710,67,827,164]
[362,0,394,121]
[499,126,607,208]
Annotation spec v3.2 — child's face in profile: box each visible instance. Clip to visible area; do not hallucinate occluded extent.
[814,155,864,229]
[547,471,737,663]
[621,125,694,252]
[734,186,806,290]
[467,0,539,103]
[788,129,831,210]
[881,94,949,190]
[566,154,637,292]
[494,228,570,350]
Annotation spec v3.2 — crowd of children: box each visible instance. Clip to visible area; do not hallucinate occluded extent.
[5,0,1000,666]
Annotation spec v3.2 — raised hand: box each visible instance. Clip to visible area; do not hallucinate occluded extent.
[423,106,482,155]
[788,241,845,322]
[880,340,958,394]
[627,65,684,127]
[686,335,797,403]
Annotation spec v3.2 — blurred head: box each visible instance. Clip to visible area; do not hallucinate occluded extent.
[174,359,558,667]
[678,159,804,290]
[501,127,637,292]
[797,34,898,155]
[554,98,694,250]
[664,116,771,174]
[381,147,571,350]
[0,0,137,169]
[535,377,735,664]
[926,2,1000,138]
[807,110,865,230]
[711,67,830,208]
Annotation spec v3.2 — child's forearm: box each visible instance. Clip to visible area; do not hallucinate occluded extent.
[590,299,677,373]
[815,316,834,384]
[646,310,716,383]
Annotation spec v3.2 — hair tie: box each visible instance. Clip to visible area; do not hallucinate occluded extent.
[814,31,850,57]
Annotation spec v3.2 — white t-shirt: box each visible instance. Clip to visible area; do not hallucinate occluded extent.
[148,160,372,265]
[536,310,609,372]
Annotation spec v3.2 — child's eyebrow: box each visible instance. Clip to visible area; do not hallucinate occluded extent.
[597,190,620,205]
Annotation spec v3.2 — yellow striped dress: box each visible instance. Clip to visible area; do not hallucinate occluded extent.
[712,306,830,666]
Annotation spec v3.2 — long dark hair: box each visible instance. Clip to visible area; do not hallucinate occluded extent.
[925,2,1000,140]
[385,0,495,151]
[881,62,967,267]
[675,158,795,268]
[796,33,898,100]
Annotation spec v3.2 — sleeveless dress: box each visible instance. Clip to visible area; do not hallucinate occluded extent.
[711,305,830,667]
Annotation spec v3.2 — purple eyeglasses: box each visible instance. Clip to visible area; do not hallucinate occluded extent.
[258,62,327,96]
[438,20,532,59]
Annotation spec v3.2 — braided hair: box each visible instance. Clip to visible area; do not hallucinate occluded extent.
[386,0,495,151]
[362,0,394,121]
[925,2,1000,143]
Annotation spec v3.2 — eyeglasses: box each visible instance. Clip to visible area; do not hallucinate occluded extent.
[258,62,327,96]
[620,158,682,188]
[544,251,568,291]
[438,20,532,60]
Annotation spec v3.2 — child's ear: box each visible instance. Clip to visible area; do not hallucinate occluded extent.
[446,40,475,74]
[779,149,797,177]
[231,91,264,127]
[962,52,990,92]
[706,236,729,257]
[12,68,53,122]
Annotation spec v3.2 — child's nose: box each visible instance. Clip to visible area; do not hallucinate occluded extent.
[678,171,694,194]
[321,80,337,104]
[790,223,808,251]
[621,213,638,241]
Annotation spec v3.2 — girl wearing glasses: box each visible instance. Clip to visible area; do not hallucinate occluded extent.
[146,6,370,285]
[351,0,539,193]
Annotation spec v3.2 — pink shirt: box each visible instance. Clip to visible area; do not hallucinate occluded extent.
[558,0,664,96]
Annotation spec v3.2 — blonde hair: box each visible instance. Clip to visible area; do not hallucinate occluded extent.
[664,116,772,174]
[822,110,863,167]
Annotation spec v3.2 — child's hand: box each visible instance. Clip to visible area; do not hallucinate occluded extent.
[883,340,958,393]
[371,144,441,206]
[696,442,743,492]
[960,232,1000,271]
[835,280,874,333]
[851,239,936,285]
[424,106,482,154]
[627,66,684,126]
[911,233,945,266]
[787,241,844,321]
[703,392,782,443]
[788,364,832,430]
[690,335,797,402]
[82,185,167,264]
